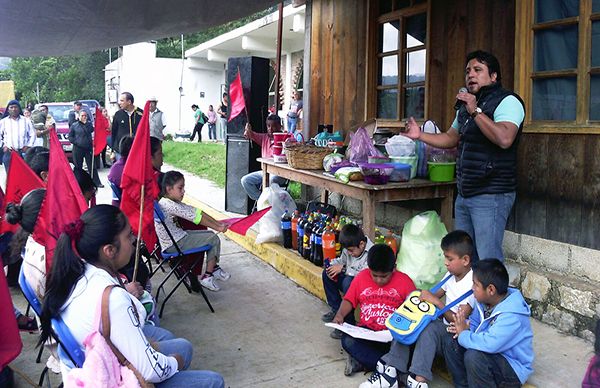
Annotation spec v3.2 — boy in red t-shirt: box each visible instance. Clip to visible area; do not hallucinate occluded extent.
[333,244,416,377]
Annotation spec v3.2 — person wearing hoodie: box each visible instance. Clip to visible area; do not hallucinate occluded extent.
[450,259,534,387]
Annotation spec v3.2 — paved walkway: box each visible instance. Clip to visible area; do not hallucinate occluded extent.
[6,163,594,387]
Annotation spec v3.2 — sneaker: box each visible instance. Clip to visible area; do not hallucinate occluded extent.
[200,275,220,291]
[45,354,61,374]
[406,374,428,388]
[213,266,231,281]
[359,361,398,388]
[321,310,336,322]
[344,354,364,376]
[329,329,343,339]
[17,315,38,332]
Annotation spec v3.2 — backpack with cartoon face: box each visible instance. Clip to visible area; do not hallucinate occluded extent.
[385,274,473,345]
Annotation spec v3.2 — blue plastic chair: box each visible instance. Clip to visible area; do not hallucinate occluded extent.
[51,316,86,369]
[153,201,214,317]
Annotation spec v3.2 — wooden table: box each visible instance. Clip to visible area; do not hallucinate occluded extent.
[259,158,455,239]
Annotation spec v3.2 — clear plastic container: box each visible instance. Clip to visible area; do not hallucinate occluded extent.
[389,162,411,182]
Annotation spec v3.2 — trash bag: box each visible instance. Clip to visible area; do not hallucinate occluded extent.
[396,211,447,290]
[255,183,297,244]
[348,127,383,164]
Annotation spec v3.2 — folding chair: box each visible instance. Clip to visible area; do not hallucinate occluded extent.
[152,202,215,317]
[51,316,86,369]
[109,181,122,207]
[18,266,45,368]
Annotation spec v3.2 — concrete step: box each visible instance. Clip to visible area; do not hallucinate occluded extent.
[189,197,594,387]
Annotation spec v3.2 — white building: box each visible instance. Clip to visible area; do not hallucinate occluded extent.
[104,3,305,135]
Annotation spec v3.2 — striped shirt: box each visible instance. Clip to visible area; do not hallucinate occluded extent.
[0,115,36,150]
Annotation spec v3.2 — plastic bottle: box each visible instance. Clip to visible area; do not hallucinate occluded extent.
[334,217,342,257]
[297,214,305,256]
[303,216,313,260]
[314,222,324,267]
[385,230,398,256]
[374,228,385,244]
[322,225,337,262]
[291,210,300,251]
[281,210,293,249]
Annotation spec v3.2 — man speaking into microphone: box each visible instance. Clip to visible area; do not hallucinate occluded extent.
[403,50,525,262]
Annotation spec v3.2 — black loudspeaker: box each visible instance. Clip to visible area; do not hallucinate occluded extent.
[225,56,270,214]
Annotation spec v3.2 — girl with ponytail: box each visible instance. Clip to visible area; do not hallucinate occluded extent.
[40,205,224,387]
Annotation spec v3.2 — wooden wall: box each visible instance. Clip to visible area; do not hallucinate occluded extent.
[308,0,600,249]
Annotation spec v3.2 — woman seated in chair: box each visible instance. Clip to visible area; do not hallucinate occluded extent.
[39,205,225,387]
[156,171,230,292]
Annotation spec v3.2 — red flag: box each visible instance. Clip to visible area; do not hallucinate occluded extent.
[33,129,88,273]
[1,152,44,233]
[222,206,271,236]
[93,106,109,156]
[228,71,246,122]
[0,267,22,369]
[120,100,159,250]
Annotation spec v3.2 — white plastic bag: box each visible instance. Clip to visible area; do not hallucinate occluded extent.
[256,184,297,244]
[385,135,416,157]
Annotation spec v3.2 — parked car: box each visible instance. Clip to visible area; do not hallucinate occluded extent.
[44,102,73,158]
[76,99,100,120]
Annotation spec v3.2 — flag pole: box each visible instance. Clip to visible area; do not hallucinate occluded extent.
[132,184,145,282]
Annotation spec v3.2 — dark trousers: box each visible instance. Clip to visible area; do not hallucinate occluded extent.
[190,122,203,142]
[322,271,354,324]
[341,334,391,371]
[464,349,521,388]
[72,145,101,185]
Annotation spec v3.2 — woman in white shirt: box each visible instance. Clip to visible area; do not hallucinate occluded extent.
[39,205,224,387]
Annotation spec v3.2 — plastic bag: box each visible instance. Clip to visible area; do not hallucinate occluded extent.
[348,127,383,164]
[334,167,362,183]
[396,211,447,290]
[385,135,416,157]
[256,184,297,244]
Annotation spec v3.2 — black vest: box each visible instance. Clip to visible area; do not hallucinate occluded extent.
[455,83,524,197]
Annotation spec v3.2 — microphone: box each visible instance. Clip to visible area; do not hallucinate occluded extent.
[454,87,469,110]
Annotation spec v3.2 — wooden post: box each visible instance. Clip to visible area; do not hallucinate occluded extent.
[132,185,145,282]
[274,2,284,112]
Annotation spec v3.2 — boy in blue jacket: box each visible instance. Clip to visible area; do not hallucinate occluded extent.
[451,259,534,387]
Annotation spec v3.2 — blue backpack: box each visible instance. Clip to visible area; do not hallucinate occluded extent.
[385,274,473,345]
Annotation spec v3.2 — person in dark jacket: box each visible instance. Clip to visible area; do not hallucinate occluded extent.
[403,50,525,262]
[111,92,143,157]
[68,111,102,187]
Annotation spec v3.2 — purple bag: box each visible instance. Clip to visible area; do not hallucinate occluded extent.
[348,127,383,164]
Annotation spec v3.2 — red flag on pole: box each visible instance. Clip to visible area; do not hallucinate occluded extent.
[93,106,109,156]
[1,152,44,233]
[228,71,246,122]
[32,129,88,273]
[120,100,159,250]
[0,267,22,369]
[221,206,271,236]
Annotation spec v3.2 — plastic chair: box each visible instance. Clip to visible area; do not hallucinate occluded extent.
[153,201,214,317]
[51,316,86,369]
[18,266,45,371]
[109,181,122,207]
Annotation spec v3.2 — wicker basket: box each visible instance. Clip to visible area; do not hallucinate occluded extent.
[284,143,332,170]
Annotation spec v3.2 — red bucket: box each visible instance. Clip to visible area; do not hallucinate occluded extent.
[273,133,292,143]
[273,145,284,156]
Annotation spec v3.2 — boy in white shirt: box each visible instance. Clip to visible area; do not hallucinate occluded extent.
[360,230,475,388]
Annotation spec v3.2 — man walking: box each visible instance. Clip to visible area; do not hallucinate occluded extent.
[111,92,143,158]
[0,100,36,172]
[404,50,525,262]
[148,96,166,140]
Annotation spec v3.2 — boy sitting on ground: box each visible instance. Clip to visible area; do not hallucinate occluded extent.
[321,224,374,339]
[333,244,416,377]
[451,258,534,387]
[360,230,476,388]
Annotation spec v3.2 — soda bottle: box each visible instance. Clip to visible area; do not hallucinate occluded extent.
[324,258,338,281]
[281,210,293,249]
[374,228,385,244]
[303,216,313,260]
[385,230,398,256]
[291,210,300,251]
[334,218,342,258]
[297,214,305,256]
[314,222,324,267]
[309,220,317,263]
[322,225,337,261]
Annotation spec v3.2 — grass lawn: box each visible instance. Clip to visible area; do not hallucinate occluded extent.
[162,140,302,199]
[162,141,226,188]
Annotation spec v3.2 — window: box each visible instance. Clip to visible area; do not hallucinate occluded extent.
[370,0,427,124]
[517,0,600,132]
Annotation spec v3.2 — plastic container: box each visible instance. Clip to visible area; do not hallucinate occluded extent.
[368,155,391,164]
[359,163,394,185]
[390,156,417,179]
[273,133,293,143]
[428,162,456,182]
[389,162,411,182]
[273,144,284,156]
[385,141,415,157]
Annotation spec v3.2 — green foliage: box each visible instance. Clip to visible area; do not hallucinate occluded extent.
[156,6,277,58]
[4,51,111,105]
[162,140,226,188]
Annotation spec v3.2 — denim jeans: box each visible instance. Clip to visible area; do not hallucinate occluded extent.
[217,118,227,141]
[454,192,516,262]
[381,320,467,387]
[240,170,288,201]
[145,326,225,388]
[321,271,353,313]
[287,116,298,133]
[464,349,521,388]
[341,334,391,372]
[208,123,216,140]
